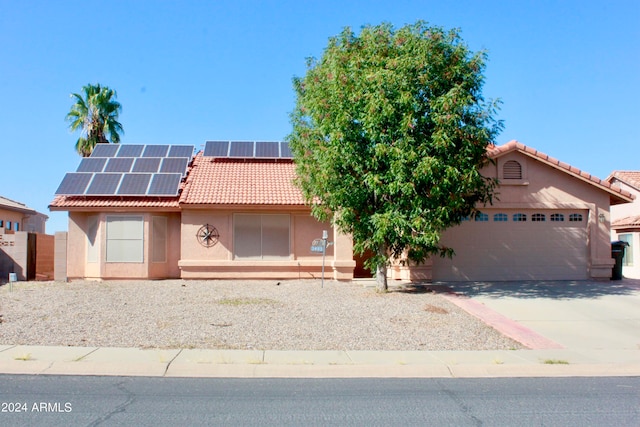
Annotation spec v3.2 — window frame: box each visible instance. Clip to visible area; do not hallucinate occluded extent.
[532,213,546,222]
[493,213,508,222]
[105,215,144,263]
[618,233,633,267]
[233,213,291,260]
[569,213,583,222]
[513,213,527,222]
[474,212,489,222]
[550,213,565,222]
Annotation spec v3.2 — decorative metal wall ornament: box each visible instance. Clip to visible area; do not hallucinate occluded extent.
[196,224,219,247]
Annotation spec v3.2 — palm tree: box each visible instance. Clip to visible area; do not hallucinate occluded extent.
[66,83,124,157]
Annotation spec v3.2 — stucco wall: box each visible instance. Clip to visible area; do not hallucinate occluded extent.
[54,231,68,282]
[419,151,616,280]
[0,231,53,281]
[609,180,638,220]
[66,211,181,280]
[179,208,354,280]
[0,231,23,281]
[0,208,25,232]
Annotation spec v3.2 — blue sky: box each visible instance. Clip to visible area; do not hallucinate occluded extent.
[1,0,638,233]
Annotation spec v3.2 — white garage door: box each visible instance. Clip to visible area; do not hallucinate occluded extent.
[432,209,589,281]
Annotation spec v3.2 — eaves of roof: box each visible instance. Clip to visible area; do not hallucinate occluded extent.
[0,196,37,215]
[48,195,180,211]
[612,215,640,231]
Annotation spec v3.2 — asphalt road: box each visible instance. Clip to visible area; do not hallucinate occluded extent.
[1,375,638,426]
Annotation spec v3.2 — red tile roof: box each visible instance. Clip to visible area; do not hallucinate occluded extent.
[606,171,640,192]
[179,153,305,206]
[489,140,634,205]
[50,141,634,210]
[612,215,640,230]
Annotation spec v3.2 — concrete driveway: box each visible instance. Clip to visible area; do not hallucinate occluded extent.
[443,279,640,351]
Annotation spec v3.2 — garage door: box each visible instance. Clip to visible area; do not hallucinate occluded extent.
[432,209,589,281]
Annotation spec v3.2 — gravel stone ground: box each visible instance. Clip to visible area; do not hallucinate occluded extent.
[0,279,523,351]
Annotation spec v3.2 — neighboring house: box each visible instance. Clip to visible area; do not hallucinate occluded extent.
[50,140,632,282]
[0,196,53,282]
[606,171,640,278]
[0,196,48,234]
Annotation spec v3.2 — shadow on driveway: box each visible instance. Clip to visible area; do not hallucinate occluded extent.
[424,279,640,300]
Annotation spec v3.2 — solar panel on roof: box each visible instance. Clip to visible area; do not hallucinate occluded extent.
[117,173,152,195]
[90,144,119,158]
[160,157,189,175]
[104,157,134,173]
[147,173,182,196]
[230,141,254,157]
[85,173,122,195]
[77,158,107,173]
[132,157,161,173]
[255,141,279,158]
[116,144,144,157]
[203,140,293,159]
[280,141,293,158]
[55,173,93,195]
[168,145,194,158]
[142,145,169,157]
[203,141,229,157]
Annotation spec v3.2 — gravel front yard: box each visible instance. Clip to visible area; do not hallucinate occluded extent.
[0,279,523,351]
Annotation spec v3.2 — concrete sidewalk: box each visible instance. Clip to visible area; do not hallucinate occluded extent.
[1,279,638,378]
[0,345,639,378]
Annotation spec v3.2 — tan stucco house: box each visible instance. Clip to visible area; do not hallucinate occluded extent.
[50,140,632,282]
[607,171,640,278]
[0,196,53,282]
[0,196,48,234]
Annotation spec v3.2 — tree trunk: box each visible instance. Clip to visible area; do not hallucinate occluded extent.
[375,245,388,292]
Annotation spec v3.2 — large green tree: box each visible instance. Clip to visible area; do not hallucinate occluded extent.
[288,22,503,291]
[66,83,123,157]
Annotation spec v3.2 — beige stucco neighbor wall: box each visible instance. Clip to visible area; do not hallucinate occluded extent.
[396,151,616,281]
[66,211,181,280]
[54,231,68,282]
[0,231,26,281]
[0,231,53,282]
[179,208,355,280]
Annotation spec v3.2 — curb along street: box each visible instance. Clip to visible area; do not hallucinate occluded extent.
[1,345,639,378]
